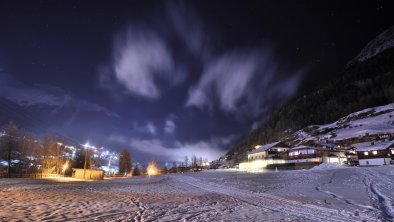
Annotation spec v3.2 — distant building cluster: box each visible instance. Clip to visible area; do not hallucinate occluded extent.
[0,122,120,177]
[239,136,394,171]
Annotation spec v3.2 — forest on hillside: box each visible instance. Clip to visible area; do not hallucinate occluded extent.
[228,48,394,162]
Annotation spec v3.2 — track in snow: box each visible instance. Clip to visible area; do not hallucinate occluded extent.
[174,175,377,222]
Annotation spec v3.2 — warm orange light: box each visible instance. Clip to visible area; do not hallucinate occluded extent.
[63,163,69,172]
[147,161,158,176]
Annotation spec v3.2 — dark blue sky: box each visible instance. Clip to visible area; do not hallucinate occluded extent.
[0,0,392,163]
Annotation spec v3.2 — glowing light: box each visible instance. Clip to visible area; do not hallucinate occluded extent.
[63,163,69,171]
[83,142,91,149]
[82,142,97,150]
[254,145,262,149]
[147,161,158,176]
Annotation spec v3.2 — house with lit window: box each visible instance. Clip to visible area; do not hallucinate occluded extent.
[239,142,289,170]
[355,141,394,166]
[341,146,359,166]
[247,142,289,161]
[281,145,347,165]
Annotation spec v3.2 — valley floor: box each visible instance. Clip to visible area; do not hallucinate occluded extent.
[1,166,394,221]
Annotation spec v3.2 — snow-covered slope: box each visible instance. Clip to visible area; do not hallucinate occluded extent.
[348,26,394,66]
[289,103,394,144]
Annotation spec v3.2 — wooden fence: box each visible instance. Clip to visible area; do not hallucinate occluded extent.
[0,173,61,178]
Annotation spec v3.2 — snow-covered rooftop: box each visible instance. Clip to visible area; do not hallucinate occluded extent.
[290,145,329,151]
[353,140,394,152]
[249,141,288,154]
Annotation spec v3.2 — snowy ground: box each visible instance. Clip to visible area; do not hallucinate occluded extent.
[1,167,394,222]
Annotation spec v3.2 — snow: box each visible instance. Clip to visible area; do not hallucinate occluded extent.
[353,140,394,151]
[310,163,347,171]
[1,167,393,221]
[348,26,394,65]
[294,103,394,143]
[249,141,282,154]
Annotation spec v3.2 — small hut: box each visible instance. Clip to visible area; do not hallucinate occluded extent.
[72,168,104,180]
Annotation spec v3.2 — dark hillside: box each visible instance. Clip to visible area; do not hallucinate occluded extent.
[227,46,394,163]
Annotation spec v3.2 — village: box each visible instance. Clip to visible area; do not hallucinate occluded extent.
[1,1,394,221]
[238,136,394,171]
[215,103,394,171]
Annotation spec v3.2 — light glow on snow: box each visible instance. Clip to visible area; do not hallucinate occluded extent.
[147,162,158,176]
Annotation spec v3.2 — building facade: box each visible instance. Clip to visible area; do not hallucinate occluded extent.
[356,141,394,166]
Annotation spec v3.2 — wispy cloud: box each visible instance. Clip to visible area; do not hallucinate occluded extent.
[100,17,189,100]
[108,134,238,162]
[133,121,157,135]
[164,119,176,134]
[166,2,205,56]
[186,50,260,112]
[99,2,203,101]
[0,71,119,118]
[186,48,309,117]
[111,26,184,99]
[100,2,310,119]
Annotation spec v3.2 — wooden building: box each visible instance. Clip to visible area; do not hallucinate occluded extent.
[341,146,359,166]
[281,146,347,164]
[356,141,394,166]
[239,142,289,170]
[247,142,289,161]
[72,168,104,180]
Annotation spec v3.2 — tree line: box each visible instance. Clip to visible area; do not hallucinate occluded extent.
[167,155,210,173]
[0,122,74,175]
[0,122,134,177]
[0,122,210,177]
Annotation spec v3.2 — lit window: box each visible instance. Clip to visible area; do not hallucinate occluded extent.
[364,151,368,156]
[372,151,378,155]
[391,150,394,155]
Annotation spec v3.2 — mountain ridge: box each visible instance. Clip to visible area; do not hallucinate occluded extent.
[223,26,394,165]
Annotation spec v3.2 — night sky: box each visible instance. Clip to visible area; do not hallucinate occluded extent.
[0,0,393,164]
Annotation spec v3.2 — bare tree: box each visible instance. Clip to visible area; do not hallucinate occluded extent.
[170,161,178,173]
[73,149,91,169]
[204,158,209,167]
[41,135,63,174]
[198,156,203,167]
[184,155,189,168]
[191,155,197,170]
[0,122,21,174]
[19,131,40,174]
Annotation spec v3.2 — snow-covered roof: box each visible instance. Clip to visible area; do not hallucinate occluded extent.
[339,146,356,150]
[290,145,330,151]
[354,140,394,152]
[248,142,288,154]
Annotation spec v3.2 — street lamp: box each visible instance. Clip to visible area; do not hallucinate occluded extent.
[63,163,68,177]
[82,142,96,180]
[57,142,63,175]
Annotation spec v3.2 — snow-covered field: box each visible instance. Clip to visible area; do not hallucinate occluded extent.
[1,167,394,221]
[292,103,394,143]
